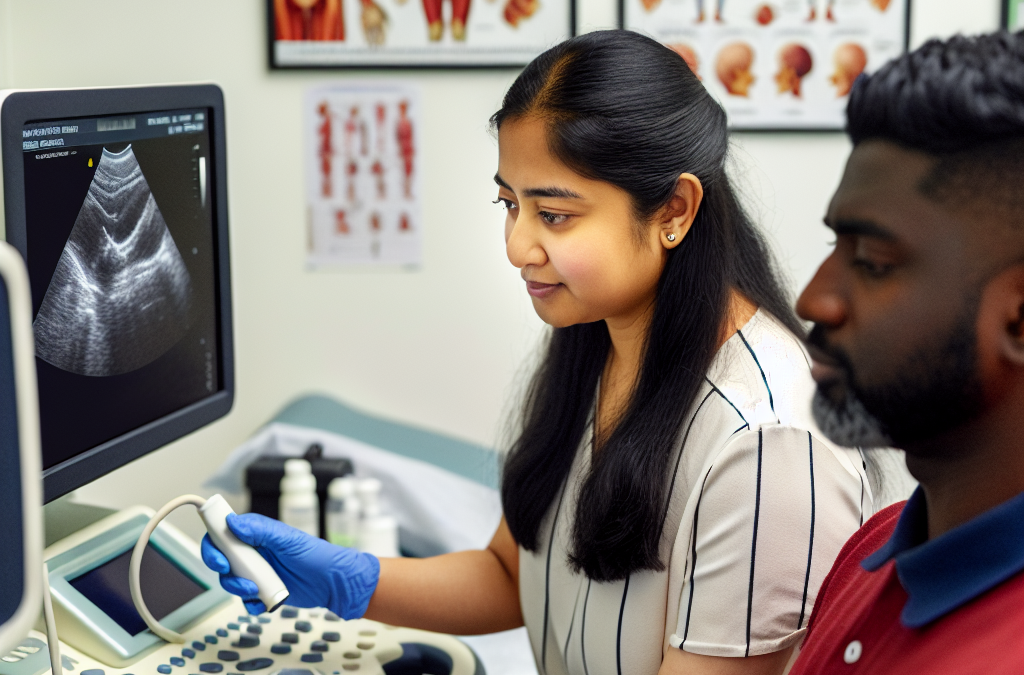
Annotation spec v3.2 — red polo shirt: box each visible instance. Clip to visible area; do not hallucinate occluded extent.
[790,489,1024,675]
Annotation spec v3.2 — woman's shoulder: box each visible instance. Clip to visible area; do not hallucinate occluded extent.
[703,309,817,431]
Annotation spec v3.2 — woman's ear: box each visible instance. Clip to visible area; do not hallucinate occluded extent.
[658,173,704,249]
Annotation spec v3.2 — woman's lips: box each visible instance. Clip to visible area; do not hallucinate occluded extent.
[526,281,561,299]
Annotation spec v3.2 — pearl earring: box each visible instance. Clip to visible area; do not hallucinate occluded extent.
[666,233,676,242]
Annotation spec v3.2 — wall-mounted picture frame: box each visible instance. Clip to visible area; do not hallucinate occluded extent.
[1004,0,1024,30]
[269,0,576,69]
[620,0,911,131]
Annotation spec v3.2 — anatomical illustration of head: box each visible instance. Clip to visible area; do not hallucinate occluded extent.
[668,43,701,79]
[775,43,813,98]
[830,43,867,97]
[716,42,755,97]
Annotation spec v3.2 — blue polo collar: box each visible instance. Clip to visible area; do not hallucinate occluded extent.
[862,487,1024,628]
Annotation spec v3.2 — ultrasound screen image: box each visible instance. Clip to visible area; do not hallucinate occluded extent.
[23,110,221,470]
[34,146,194,377]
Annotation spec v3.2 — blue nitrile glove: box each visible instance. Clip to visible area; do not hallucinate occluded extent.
[200,512,380,617]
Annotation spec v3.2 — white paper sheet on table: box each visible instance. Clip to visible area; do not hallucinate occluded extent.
[205,422,502,557]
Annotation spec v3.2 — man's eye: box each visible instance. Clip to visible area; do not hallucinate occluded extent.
[853,258,894,278]
[539,211,568,225]
[492,197,516,211]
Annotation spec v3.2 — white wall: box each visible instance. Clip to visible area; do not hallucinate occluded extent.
[0,0,1000,539]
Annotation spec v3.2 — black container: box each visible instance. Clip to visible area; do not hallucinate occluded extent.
[244,444,353,539]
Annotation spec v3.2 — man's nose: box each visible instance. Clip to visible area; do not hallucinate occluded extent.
[797,253,848,328]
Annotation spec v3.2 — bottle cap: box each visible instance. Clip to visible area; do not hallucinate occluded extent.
[284,458,313,476]
[327,476,356,499]
[281,459,316,493]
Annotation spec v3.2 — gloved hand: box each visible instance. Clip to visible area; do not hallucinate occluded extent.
[201,513,380,617]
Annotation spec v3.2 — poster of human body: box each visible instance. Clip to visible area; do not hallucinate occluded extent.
[622,0,908,129]
[271,0,575,67]
[305,85,421,268]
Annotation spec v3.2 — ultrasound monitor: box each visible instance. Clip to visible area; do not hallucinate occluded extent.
[0,241,43,656]
[0,85,234,503]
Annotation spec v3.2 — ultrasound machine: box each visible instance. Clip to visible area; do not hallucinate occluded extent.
[0,85,481,675]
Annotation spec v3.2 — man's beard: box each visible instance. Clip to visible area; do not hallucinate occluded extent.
[807,306,983,449]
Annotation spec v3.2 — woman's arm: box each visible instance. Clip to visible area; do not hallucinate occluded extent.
[363,517,522,635]
[659,647,795,675]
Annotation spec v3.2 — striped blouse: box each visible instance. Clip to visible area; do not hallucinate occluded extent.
[518,310,872,675]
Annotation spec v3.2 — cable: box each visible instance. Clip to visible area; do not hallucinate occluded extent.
[129,495,208,643]
[41,561,63,675]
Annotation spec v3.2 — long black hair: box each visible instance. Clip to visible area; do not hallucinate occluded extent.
[495,30,802,582]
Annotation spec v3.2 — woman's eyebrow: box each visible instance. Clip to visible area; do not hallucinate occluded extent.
[493,173,583,200]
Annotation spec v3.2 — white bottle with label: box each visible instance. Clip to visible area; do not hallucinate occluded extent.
[279,458,319,537]
[325,476,361,548]
[356,478,399,558]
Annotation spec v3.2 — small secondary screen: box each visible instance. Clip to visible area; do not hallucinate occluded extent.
[22,110,221,470]
[68,545,206,636]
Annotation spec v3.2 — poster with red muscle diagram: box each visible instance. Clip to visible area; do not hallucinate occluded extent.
[270,0,575,67]
[622,0,908,130]
[305,85,421,268]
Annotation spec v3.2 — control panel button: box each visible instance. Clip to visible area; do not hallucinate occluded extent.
[236,658,274,672]
[309,642,328,653]
[81,669,104,675]
[205,636,218,645]
[280,608,298,619]
[216,629,229,638]
[245,625,262,635]
[216,651,239,662]
[157,666,172,674]
[199,665,223,673]
[237,617,252,624]
[170,658,185,667]
[299,655,322,664]
[280,634,299,644]
[270,644,291,655]
[226,624,240,631]
[257,617,271,624]
[192,642,206,651]
[321,632,340,643]
[323,612,340,622]
[232,636,259,649]
[181,649,195,659]
[294,622,312,633]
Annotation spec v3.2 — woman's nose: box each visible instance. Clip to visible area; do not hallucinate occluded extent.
[505,218,547,270]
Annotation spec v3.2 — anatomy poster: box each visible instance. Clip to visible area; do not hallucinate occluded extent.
[305,85,421,268]
[622,0,908,129]
[270,0,575,67]
[1006,0,1024,30]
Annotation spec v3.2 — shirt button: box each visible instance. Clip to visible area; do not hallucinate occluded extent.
[844,640,862,664]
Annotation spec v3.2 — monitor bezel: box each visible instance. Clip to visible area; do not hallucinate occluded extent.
[0,84,235,503]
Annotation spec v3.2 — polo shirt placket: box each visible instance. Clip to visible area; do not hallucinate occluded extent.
[790,488,1024,675]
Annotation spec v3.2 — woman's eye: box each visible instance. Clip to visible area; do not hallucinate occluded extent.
[539,211,568,225]
[492,197,516,211]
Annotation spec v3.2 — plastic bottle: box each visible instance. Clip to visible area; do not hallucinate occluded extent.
[356,478,399,558]
[278,458,319,537]
[325,476,360,547]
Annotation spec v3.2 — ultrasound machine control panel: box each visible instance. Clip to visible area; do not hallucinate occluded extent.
[1,507,481,675]
[0,85,482,675]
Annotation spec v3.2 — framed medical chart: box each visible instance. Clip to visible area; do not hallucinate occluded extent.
[1004,0,1024,30]
[620,0,910,130]
[269,0,576,68]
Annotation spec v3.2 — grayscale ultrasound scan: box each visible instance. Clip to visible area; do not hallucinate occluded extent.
[32,146,193,377]
[23,108,219,469]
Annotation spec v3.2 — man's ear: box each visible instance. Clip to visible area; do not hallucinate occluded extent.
[657,173,703,249]
[997,263,1024,366]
